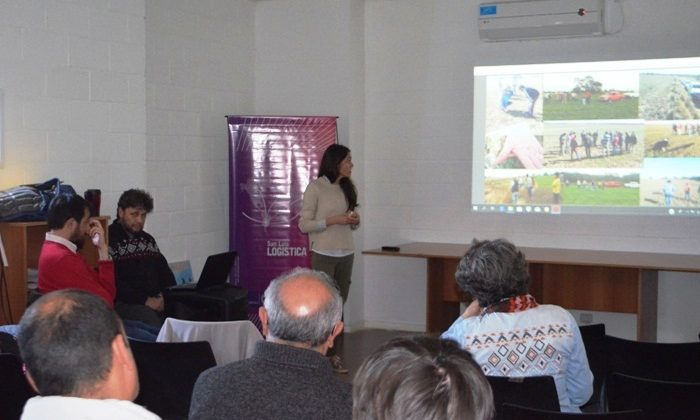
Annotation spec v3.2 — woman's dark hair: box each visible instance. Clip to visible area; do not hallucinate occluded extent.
[454,239,529,307]
[318,144,358,211]
[353,335,494,420]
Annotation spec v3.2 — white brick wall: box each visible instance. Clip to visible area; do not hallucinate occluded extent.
[144,0,255,274]
[0,0,146,217]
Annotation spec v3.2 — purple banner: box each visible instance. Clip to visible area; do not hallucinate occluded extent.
[227,115,337,314]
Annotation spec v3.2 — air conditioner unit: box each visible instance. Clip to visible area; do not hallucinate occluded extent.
[478,0,605,42]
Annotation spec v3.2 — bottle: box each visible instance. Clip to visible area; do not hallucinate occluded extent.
[92,233,100,246]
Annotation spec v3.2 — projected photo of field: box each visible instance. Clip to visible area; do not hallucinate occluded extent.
[640,158,700,207]
[483,171,639,206]
[644,121,700,157]
[485,75,543,133]
[483,172,547,205]
[639,73,700,120]
[542,71,640,120]
[542,122,644,168]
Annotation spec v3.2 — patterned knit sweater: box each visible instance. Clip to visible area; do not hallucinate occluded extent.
[108,221,175,305]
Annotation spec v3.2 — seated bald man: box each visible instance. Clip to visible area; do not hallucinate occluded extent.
[17,289,160,419]
[189,267,351,420]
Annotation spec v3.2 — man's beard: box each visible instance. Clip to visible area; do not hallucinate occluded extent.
[70,230,85,250]
[120,220,141,236]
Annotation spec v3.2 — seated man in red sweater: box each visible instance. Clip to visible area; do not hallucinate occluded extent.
[37,194,115,306]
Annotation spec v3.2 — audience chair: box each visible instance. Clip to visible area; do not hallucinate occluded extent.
[578,323,607,412]
[0,331,20,357]
[486,375,560,420]
[502,403,642,419]
[604,335,700,382]
[156,317,262,366]
[129,339,216,420]
[606,372,700,420]
[0,353,36,420]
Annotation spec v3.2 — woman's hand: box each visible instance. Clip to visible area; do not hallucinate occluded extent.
[347,210,360,227]
[327,212,359,226]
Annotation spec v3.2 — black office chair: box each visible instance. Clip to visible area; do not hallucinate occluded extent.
[0,353,36,420]
[0,331,21,357]
[604,335,700,382]
[129,339,217,420]
[606,372,700,420]
[487,375,560,420]
[502,403,643,419]
[578,324,606,412]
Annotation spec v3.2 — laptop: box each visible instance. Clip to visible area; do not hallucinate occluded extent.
[167,251,237,291]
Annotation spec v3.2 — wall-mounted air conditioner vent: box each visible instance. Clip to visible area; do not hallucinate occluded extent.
[479,0,605,42]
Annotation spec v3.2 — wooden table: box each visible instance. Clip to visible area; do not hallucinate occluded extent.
[0,217,109,324]
[363,242,700,341]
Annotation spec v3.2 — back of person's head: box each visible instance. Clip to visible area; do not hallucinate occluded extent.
[262,267,342,347]
[117,189,154,213]
[353,336,494,420]
[17,289,124,396]
[455,238,529,307]
[47,194,89,230]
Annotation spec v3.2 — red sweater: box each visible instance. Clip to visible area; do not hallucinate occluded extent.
[38,240,116,308]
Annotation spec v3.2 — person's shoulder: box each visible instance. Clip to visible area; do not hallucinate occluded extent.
[309,177,328,188]
[196,359,251,385]
[108,221,126,242]
[40,241,73,260]
[535,304,577,321]
[192,364,228,392]
[139,229,157,243]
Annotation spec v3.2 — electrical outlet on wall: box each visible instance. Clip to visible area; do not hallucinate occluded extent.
[580,312,593,324]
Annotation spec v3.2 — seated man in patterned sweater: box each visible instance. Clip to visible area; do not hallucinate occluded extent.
[109,189,175,327]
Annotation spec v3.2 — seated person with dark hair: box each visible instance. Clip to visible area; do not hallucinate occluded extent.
[37,194,158,342]
[353,335,494,420]
[442,239,593,413]
[17,289,160,419]
[38,194,114,305]
[109,189,175,327]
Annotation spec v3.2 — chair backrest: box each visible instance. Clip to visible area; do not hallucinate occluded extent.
[502,403,643,420]
[128,339,216,420]
[578,323,607,410]
[605,335,700,382]
[0,353,36,420]
[156,318,262,365]
[486,375,559,420]
[606,372,700,420]
[0,331,21,357]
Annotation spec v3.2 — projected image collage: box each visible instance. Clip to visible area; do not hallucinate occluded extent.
[480,60,700,215]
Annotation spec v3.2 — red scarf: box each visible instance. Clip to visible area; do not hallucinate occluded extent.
[482,294,538,315]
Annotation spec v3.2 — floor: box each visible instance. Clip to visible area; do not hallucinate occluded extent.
[333,328,417,383]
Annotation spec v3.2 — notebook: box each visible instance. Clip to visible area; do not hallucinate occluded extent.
[168,251,237,291]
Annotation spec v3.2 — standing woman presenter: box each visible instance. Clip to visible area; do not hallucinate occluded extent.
[299,144,359,373]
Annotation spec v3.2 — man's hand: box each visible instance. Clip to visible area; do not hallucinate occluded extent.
[145,294,164,313]
[88,218,109,260]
